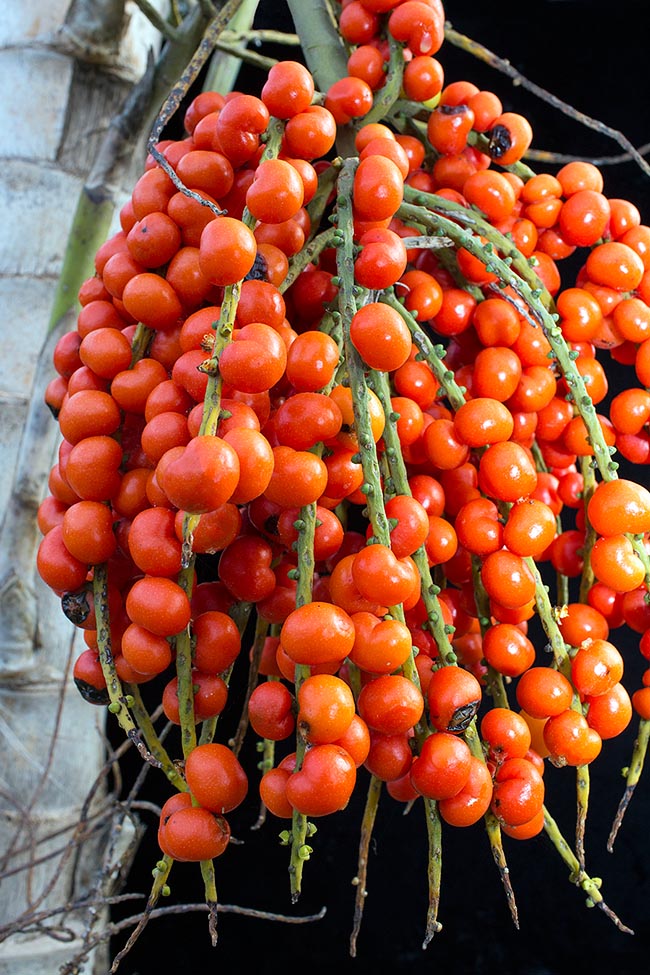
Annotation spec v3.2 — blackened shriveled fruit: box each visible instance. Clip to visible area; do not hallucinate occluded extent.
[61,586,93,626]
[74,677,110,707]
[486,124,512,161]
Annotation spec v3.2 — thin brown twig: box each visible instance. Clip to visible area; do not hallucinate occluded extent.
[230,613,269,757]
[61,899,327,975]
[0,893,145,944]
[526,142,650,167]
[349,774,382,958]
[0,792,137,944]
[211,38,277,71]
[147,0,245,150]
[444,23,650,179]
[115,900,328,926]
[223,27,301,45]
[0,814,110,886]
[67,711,177,964]
[0,636,76,898]
[144,0,253,218]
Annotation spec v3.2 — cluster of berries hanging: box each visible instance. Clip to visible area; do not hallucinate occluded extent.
[37,0,650,948]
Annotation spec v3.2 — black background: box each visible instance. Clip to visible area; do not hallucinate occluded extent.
[109,2,650,973]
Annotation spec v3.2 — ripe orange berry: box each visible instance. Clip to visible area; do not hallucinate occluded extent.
[516,667,573,720]
[184,742,248,813]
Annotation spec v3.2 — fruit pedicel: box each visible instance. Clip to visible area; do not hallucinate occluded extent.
[38,0,650,951]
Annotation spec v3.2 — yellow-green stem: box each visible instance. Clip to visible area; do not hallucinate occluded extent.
[109,855,173,973]
[93,563,137,739]
[469,556,509,709]
[230,612,270,756]
[200,858,219,945]
[542,807,633,933]
[126,683,186,791]
[382,290,467,412]
[370,369,456,671]
[608,717,650,851]
[485,811,519,929]
[175,563,198,760]
[399,190,619,480]
[362,32,404,128]
[422,796,444,946]
[578,456,597,603]
[280,227,338,294]
[349,774,382,957]
[288,501,317,900]
[525,557,571,674]
[181,281,242,568]
[575,763,590,871]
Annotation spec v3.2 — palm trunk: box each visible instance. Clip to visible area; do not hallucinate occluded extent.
[0,3,165,971]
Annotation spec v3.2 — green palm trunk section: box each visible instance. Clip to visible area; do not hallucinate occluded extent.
[48,193,115,333]
[285,0,348,94]
[202,0,261,96]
